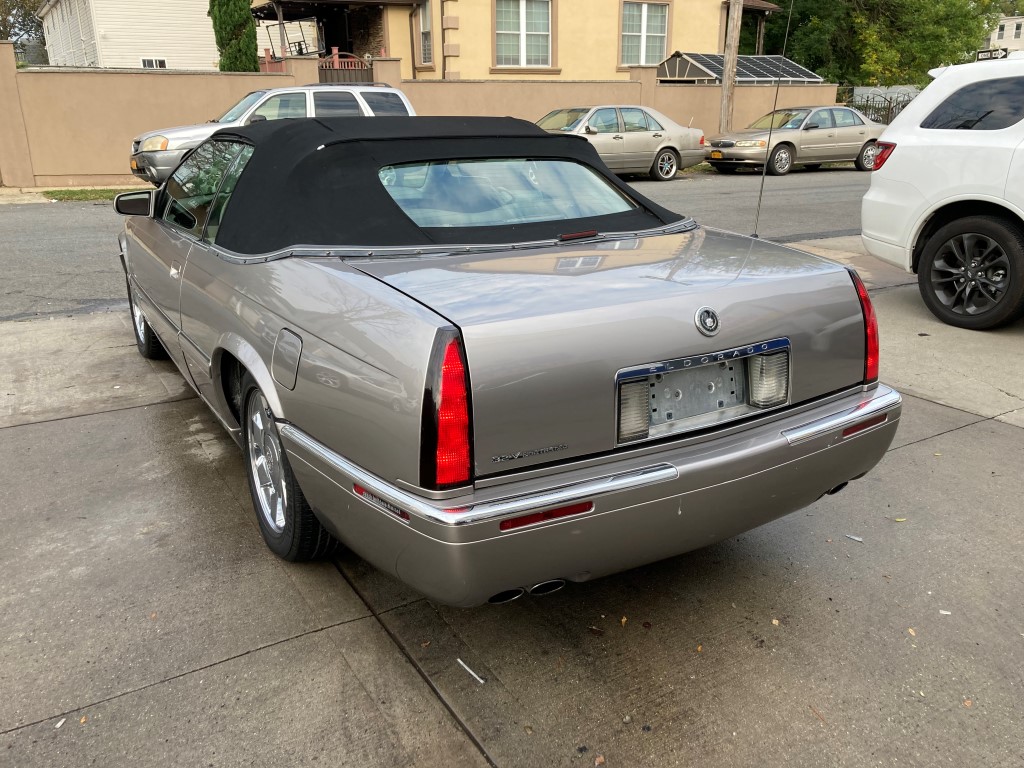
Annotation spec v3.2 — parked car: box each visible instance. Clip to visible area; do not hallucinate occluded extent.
[862,59,1024,329]
[113,116,901,607]
[706,106,886,175]
[129,84,415,185]
[537,106,704,180]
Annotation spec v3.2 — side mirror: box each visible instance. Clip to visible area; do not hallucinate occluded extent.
[803,122,820,130]
[584,124,595,135]
[114,190,153,217]
[247,114,267,124]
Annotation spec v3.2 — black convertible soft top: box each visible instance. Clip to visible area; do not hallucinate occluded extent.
[212,116,684,254]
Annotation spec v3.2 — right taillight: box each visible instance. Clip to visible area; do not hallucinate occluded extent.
[421,329,473,490]
[848,269,879,384]
[872,141,896,170]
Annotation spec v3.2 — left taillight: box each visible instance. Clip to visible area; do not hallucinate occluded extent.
[848,269,879,384]
[699,135,706,146]
[421,330,473,490]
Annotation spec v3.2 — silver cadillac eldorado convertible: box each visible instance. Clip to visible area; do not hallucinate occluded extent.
[114,117,901,607]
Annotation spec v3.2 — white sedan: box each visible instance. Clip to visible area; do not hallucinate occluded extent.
[537,105,704,180]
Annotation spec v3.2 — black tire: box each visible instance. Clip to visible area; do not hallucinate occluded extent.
[803,164,822,171]
[650,148,680,181]
[240,372,340,560]
[766,144,793,176]
[855,141,878,172]
[127,281,167,360]
[711,164,737,174]
[917,215,1024,330]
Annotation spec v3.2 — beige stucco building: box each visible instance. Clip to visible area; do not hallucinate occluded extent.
[990,15,1024,53]
[254,0,749,80]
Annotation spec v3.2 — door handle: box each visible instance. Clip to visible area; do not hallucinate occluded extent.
[652,133,663,138]
[613,135,623,140]
[170,261,182,280]
[859,130,866,134]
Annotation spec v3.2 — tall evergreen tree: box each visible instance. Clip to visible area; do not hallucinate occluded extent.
[208,0,258,72]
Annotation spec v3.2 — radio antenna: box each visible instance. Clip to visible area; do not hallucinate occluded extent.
[752,0,797,238]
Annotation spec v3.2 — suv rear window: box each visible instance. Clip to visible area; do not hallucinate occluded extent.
[921,76,1024,130]
[361,92,410,116]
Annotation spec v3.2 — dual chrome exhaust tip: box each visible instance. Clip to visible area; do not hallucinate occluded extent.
[487,579,567,605]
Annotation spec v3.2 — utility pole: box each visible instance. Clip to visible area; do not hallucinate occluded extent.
[720,0,744,133]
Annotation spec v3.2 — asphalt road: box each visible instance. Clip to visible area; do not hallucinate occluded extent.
[0,169,870,320]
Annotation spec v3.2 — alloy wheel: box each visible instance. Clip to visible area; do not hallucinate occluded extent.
[246,391,288,533]
[657,151,677,179]
[929,232,1010,316]
[773,147,792,174]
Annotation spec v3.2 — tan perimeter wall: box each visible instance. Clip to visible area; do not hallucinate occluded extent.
[0,43,837,188]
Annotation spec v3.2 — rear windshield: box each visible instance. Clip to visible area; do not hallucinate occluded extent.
[361,92,410,116]
[377,158,637,228]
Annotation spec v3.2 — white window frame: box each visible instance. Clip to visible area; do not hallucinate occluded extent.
[495,0,551,68]
[141,58,168,69]
[621,2,668,67]
[419,1,433,65]
[1016,22,1022,39]
[997,24,1005,40]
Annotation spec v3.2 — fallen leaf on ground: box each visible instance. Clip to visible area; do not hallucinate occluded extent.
[894,518,907,522]
[826,538,833,543]
[620,616,627,628]
[642,621,652,629]
[771,619,780,626]
[846,534,864,543]
[697,644,703,652]
[963,699,973,708]
[55,718,65,729]
[524,725,534,735]
[908,628,916,637]
[79,716,88,725]
[149,612,157,620]
[588,626,605,636]
[420,640,431,648]
[934,453,942,457]
[939,610,952,615]
[595,756,606,766]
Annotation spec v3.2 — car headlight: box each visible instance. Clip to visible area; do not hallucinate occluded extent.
[140,136,169,152]
[735,140,767,148]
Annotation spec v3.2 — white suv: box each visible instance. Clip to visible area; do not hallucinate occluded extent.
[861,59,1024,329]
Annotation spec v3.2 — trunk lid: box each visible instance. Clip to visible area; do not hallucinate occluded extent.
[351,228,866,476]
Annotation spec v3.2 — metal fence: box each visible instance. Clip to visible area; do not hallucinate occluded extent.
[837,87,917,124]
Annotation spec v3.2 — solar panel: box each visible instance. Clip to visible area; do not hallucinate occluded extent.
[663,54,823,84]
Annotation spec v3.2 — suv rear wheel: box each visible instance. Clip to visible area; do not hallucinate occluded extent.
[918,215,1024,329]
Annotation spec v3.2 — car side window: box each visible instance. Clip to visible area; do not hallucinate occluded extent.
[643,111,664,131]
[921,77,1024,130]
[808,109,834,129]
[250,92,307,122]
[204,145,255,245]
[832,109,861,127]
[588,108,620,133]
[314,91,363,117]
[621,108,649,132]
[360,92,410,115]
[162,141,246,237]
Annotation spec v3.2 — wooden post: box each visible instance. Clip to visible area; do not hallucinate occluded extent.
[274,2,287,59]
[756,15,766,56]
[719,0,743,133]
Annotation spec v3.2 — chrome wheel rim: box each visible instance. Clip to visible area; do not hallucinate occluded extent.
[773,148,791,173]
[861,144,878,168]
[657,152,677,178]
[930,233,1010,316]
[246,391,288,533]
[131,291,147,340]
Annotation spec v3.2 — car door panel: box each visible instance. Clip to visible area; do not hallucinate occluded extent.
[584,108,626,169]
[620,108,660,171]
[832,108,868,160]
[797,108,837,161]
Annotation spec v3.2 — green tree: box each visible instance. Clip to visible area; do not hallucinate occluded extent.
[1,0,43,43]
[763,0,1002,86]
[208,0,258,72]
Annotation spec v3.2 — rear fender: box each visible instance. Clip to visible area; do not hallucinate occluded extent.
[214,332,285,420]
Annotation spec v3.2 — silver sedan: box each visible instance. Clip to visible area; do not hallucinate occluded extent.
[538,105,704,180]
[706,106,886,175]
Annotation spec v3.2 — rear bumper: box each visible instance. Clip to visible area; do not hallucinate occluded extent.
[282,384,902,606]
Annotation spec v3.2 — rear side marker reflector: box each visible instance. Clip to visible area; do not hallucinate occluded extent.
[842,413,888,438]
[499,501,594,531]
[354,483,410,521]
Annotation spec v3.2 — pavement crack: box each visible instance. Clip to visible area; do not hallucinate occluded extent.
[0,616,369,737]
[0,396,198,432]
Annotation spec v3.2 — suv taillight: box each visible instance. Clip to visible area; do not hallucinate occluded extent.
[872,141,896,170]
[848,269,879,384]
[421,330,473,489]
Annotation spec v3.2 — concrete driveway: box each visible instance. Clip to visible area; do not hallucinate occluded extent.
[1,196,1022,767]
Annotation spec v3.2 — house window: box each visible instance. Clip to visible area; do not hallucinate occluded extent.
[621,2,667,66]
[1016,22,1022,39]
[141,58,167,69]
[496,0,551,67]
[997,24,1005,40]
[419,1,433,65]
